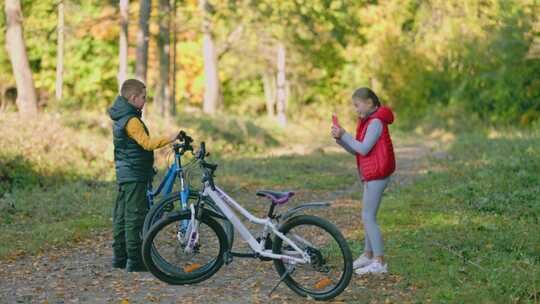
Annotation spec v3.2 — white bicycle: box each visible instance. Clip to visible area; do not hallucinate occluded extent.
[142,141,353,301]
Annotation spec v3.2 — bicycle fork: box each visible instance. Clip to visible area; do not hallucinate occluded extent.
[181,204,200,254]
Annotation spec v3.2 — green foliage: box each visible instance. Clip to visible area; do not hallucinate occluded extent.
[1,0,537,124]
[355,0,540,128]
[452,8,540,125]
[1,1,119,109]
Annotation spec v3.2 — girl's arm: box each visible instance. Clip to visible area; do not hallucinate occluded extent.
[340,119,383,156]
[336,138,357,155]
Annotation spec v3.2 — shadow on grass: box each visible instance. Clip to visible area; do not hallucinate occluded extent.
[177,114,280,148]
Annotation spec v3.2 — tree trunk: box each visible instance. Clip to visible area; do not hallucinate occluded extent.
[55,0,64,101]
[118,0,129,91]
[199,0,222,115]
[0,84,4,112]
[170,0,177,116]
[5,0,38,116]
[157,0,171,117]
[135,0,151,83]
[262,71,275,117]
[276,42,287,127]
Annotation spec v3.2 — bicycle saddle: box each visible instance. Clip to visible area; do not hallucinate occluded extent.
[256,190,295,205]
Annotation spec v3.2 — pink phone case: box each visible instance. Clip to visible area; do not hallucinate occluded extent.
[332,114,340,128]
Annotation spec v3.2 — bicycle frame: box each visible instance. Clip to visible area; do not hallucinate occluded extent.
[146,150,191,209]
[146,148,196,233]
[202,184,311,265]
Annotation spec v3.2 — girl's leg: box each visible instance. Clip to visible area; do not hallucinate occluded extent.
[362,182,378,259]
[361,178,389,263]
[364,232,373,258]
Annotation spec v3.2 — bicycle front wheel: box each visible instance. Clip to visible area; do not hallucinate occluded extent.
[142,210,227,285]
[272,215,353,301]
[143,192,234,249]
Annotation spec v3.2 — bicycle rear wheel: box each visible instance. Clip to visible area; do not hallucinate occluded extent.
[272,215,353,301]
[142,210,227,285]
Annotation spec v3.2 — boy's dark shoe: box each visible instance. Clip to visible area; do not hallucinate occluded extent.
[126,259,148,272]
[112,257,127,269]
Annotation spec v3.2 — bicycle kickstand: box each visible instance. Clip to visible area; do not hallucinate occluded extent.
[268,265,295,298]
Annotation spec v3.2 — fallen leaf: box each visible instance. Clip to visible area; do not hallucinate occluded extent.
[314,277,333,289]
[184,263,202,273]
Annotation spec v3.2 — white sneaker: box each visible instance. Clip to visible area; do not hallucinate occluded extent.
[353,254,373,269]
[355,261,388,275]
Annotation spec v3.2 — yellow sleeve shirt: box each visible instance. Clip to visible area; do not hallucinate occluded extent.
[125,117,172,151]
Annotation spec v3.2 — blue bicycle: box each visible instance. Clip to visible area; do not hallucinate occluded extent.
[142,131,197,235]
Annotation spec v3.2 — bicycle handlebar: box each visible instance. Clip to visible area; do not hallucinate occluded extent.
[173,131,194,155]
[198,141,206,159]
[177,131,193,145]
[172,133,218,189]
[196,141,217,190]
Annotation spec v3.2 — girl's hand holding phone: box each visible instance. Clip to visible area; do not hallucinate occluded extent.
[331,114,345,139]
[332,114,340,128]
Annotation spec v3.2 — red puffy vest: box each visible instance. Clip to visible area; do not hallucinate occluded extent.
[355,106,396,181]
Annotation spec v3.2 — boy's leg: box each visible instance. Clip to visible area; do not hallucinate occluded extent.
[124,182,150,271]
[112,185,127,268]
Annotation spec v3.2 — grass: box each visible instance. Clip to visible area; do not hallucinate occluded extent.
[367,128,540,303]
[1,109,538,303]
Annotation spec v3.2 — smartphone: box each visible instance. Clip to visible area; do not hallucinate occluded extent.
[332,114,340,128]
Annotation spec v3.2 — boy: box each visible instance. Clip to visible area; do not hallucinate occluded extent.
[108,79,179,272]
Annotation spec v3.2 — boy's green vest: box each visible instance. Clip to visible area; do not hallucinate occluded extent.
[108,96,154,184]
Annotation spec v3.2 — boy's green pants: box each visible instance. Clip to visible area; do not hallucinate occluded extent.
[112,182,149,264]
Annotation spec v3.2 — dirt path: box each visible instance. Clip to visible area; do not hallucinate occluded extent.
[0,140,439,304]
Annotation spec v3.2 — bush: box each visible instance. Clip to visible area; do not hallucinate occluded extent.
[359,0,540,128]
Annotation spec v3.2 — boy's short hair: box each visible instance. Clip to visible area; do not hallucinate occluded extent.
[121,79,146,100]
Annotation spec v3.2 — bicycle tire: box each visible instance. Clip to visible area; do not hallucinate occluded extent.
[142,210,227,285]
[272,215,353,301]
[143,191,234,249]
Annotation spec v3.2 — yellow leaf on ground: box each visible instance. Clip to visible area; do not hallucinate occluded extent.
[314,277,333,289]
[184,263,202,273]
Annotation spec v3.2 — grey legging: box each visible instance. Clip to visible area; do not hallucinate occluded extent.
[362,177,389,257]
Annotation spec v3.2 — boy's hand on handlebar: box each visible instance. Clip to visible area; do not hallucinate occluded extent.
[331,126,345,139]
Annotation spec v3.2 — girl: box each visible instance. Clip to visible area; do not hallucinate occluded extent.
[331,87,396,275]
